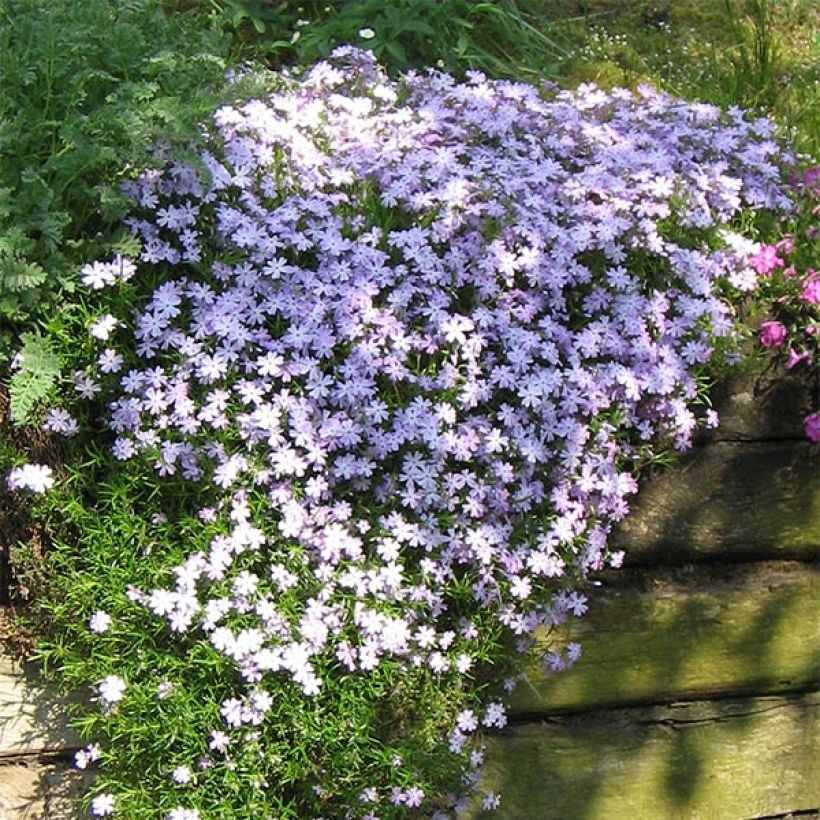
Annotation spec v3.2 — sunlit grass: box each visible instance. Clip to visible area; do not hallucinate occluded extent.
[530,0,819,157]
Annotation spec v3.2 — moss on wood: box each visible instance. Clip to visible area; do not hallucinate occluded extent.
[511,562,819,714]
[470,693,820,819]
[614,442,820,563]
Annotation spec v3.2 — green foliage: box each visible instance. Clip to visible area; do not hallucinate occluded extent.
[721,0,781,108]
[0,0,232,341]
[214,0,571,79]
[9,331,60,424]
[2,1,817,814]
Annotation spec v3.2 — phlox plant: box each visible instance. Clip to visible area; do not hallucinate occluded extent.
[27,49,794,818]
[750,165,819,441]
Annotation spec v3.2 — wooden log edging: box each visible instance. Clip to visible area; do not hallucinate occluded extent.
[0,760,87,820]
[510,561,820,716]
[702,366,818,443]
[468,692,820,819]
[0,655,79,760]
[613,441,820,564]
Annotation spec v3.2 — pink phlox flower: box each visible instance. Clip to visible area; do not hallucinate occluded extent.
[786,348,811,369]
[804,412,820,443]
[758,320,787,348]
[774,235,794,257]
[801,166,820,195]
[800,269,819,305]
[749,244,784,276]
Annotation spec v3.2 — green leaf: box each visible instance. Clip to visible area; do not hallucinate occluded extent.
[0,255,47,293]
[9,331,61,425]
[393,19,437,37]
[384,40,408,67]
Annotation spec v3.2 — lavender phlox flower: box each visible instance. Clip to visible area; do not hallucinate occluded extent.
[97,675,126,710]
[81,256,136,290]
[43,408,79,437]
[482,702,507,728]
[7,463,55,493]
[90,793,115,817]
[74,743,102,771]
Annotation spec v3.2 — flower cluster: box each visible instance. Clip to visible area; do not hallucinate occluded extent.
[751,165,819,441]
[75,49,791,814]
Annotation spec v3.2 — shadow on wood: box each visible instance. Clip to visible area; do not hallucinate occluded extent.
[614,367,819,565]
[0,760,88,819]
[468,693,820,819]
[0,656,79,759]
[510,562,820,715]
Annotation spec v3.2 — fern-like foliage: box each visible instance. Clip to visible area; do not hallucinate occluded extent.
[0,0,234,340]
[9,332,60,425]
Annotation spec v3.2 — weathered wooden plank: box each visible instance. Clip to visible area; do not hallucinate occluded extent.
[613,441,820,563]
[510,562,819,715]
[468,692,820,819]
[704,365,817,442]
[0,656,79,758]
[0,761,86,819]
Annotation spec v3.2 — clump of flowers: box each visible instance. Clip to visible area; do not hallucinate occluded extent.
[751,165,819,441]
[63,49,793,816]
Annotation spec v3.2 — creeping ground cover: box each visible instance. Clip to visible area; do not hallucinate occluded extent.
[10,49,801,817]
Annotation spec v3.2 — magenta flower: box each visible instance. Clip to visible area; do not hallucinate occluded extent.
[749,245,784,276]
[759,320,787,348]
[802,166,820,195]
[804,413,820,443]
[775,235,795,256]
[800,270,819,305]
[786,348,811,369]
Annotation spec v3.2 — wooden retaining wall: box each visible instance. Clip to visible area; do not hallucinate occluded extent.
[1,368,818,819]
[467,367,819,818]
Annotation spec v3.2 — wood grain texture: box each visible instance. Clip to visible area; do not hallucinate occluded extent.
[0,656,79,758]
[510,562,819,715]
[0,761,87,819]
[613,441,820,564]
[469,692,820,820]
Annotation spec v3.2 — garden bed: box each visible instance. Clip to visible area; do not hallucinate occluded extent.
[0,2,817,816]
[2,369,816,819]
